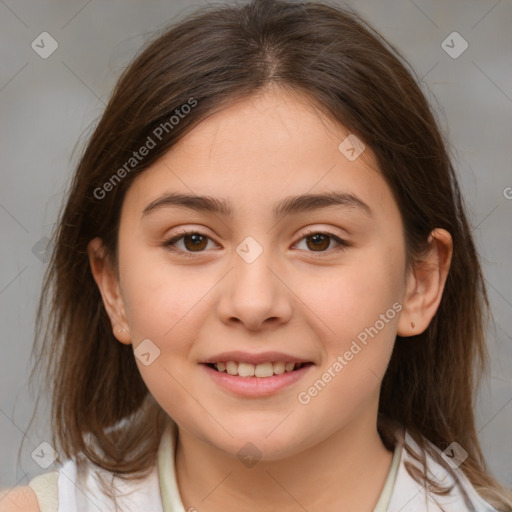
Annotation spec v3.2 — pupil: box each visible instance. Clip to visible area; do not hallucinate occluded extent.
[185,234,206,251]
[308,234,328,251]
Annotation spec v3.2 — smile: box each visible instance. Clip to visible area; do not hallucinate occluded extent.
[206,361,308,377]
[201,362,314,397]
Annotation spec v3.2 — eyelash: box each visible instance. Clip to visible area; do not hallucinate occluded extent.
[163,229,350,258]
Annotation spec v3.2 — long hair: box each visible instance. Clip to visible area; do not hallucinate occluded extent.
[24,0,512,509]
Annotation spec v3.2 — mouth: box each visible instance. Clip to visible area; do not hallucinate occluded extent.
[200,361,314,397]
[204,361,313,377]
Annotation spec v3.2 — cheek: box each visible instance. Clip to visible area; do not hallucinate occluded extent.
[292,245,402,391]
[295,270,398,419]
[119,246,205,339]
[118,254,212,415]
[118,251,219,375]
[299,248,403,334]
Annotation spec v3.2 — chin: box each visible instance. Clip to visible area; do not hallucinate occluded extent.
[216,426,309,462]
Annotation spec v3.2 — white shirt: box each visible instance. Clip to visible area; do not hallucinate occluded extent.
[27,418,500,512]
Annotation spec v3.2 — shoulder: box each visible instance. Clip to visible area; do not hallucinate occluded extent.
[0,467,60,512]
[388,429,500,512]
[0,486,40,512]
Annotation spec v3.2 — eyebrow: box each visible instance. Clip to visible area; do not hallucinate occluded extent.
[141,191,372,219]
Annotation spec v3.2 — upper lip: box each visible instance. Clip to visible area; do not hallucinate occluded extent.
[200,351,313,365]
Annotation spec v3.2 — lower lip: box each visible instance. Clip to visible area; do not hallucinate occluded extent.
[201,363,314,397]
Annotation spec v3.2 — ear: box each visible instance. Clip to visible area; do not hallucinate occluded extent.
[397,228,453,337]
[87,237,132,345]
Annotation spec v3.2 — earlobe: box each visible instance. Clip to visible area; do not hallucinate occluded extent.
[87,237,132,345]
[115,325,131,343]
[397,228,453,337]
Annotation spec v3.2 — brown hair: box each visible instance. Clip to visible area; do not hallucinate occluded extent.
[23,0,511,509]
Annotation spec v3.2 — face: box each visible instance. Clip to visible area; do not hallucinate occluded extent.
[93,87,414,460]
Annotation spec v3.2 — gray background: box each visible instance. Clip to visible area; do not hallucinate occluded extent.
[1,0,511,491]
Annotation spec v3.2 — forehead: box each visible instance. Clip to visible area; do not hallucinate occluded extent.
[169,87,359,169]
[123,88,396,223]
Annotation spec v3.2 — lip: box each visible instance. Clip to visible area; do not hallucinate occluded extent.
[201,362,314,397]
[200,351,313,365]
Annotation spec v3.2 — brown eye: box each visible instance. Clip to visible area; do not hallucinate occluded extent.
[164,231,214,255]
[295,231,348,254]
[182,233,208,251]
[304,233,331,251]
[164,229,349,258]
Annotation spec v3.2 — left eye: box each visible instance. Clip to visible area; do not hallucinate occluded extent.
[294,231,348,253]
[163,230,348,256]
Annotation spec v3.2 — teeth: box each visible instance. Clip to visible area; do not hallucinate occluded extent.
[226,361,238,375]
[213,361,305,377]
[238,362,255,377]
[255,362,273,377]
[273,361,285,375]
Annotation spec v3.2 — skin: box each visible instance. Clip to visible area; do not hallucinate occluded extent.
[88,86,452,512]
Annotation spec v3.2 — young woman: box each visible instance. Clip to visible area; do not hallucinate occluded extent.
[2,0,511,511]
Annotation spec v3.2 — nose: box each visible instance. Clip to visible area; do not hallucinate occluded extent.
[216,241,293,332]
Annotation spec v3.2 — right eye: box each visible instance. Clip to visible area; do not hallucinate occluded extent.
[163,230,218,256]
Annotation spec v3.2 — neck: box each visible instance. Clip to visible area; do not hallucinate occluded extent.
[174,403,395,511]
